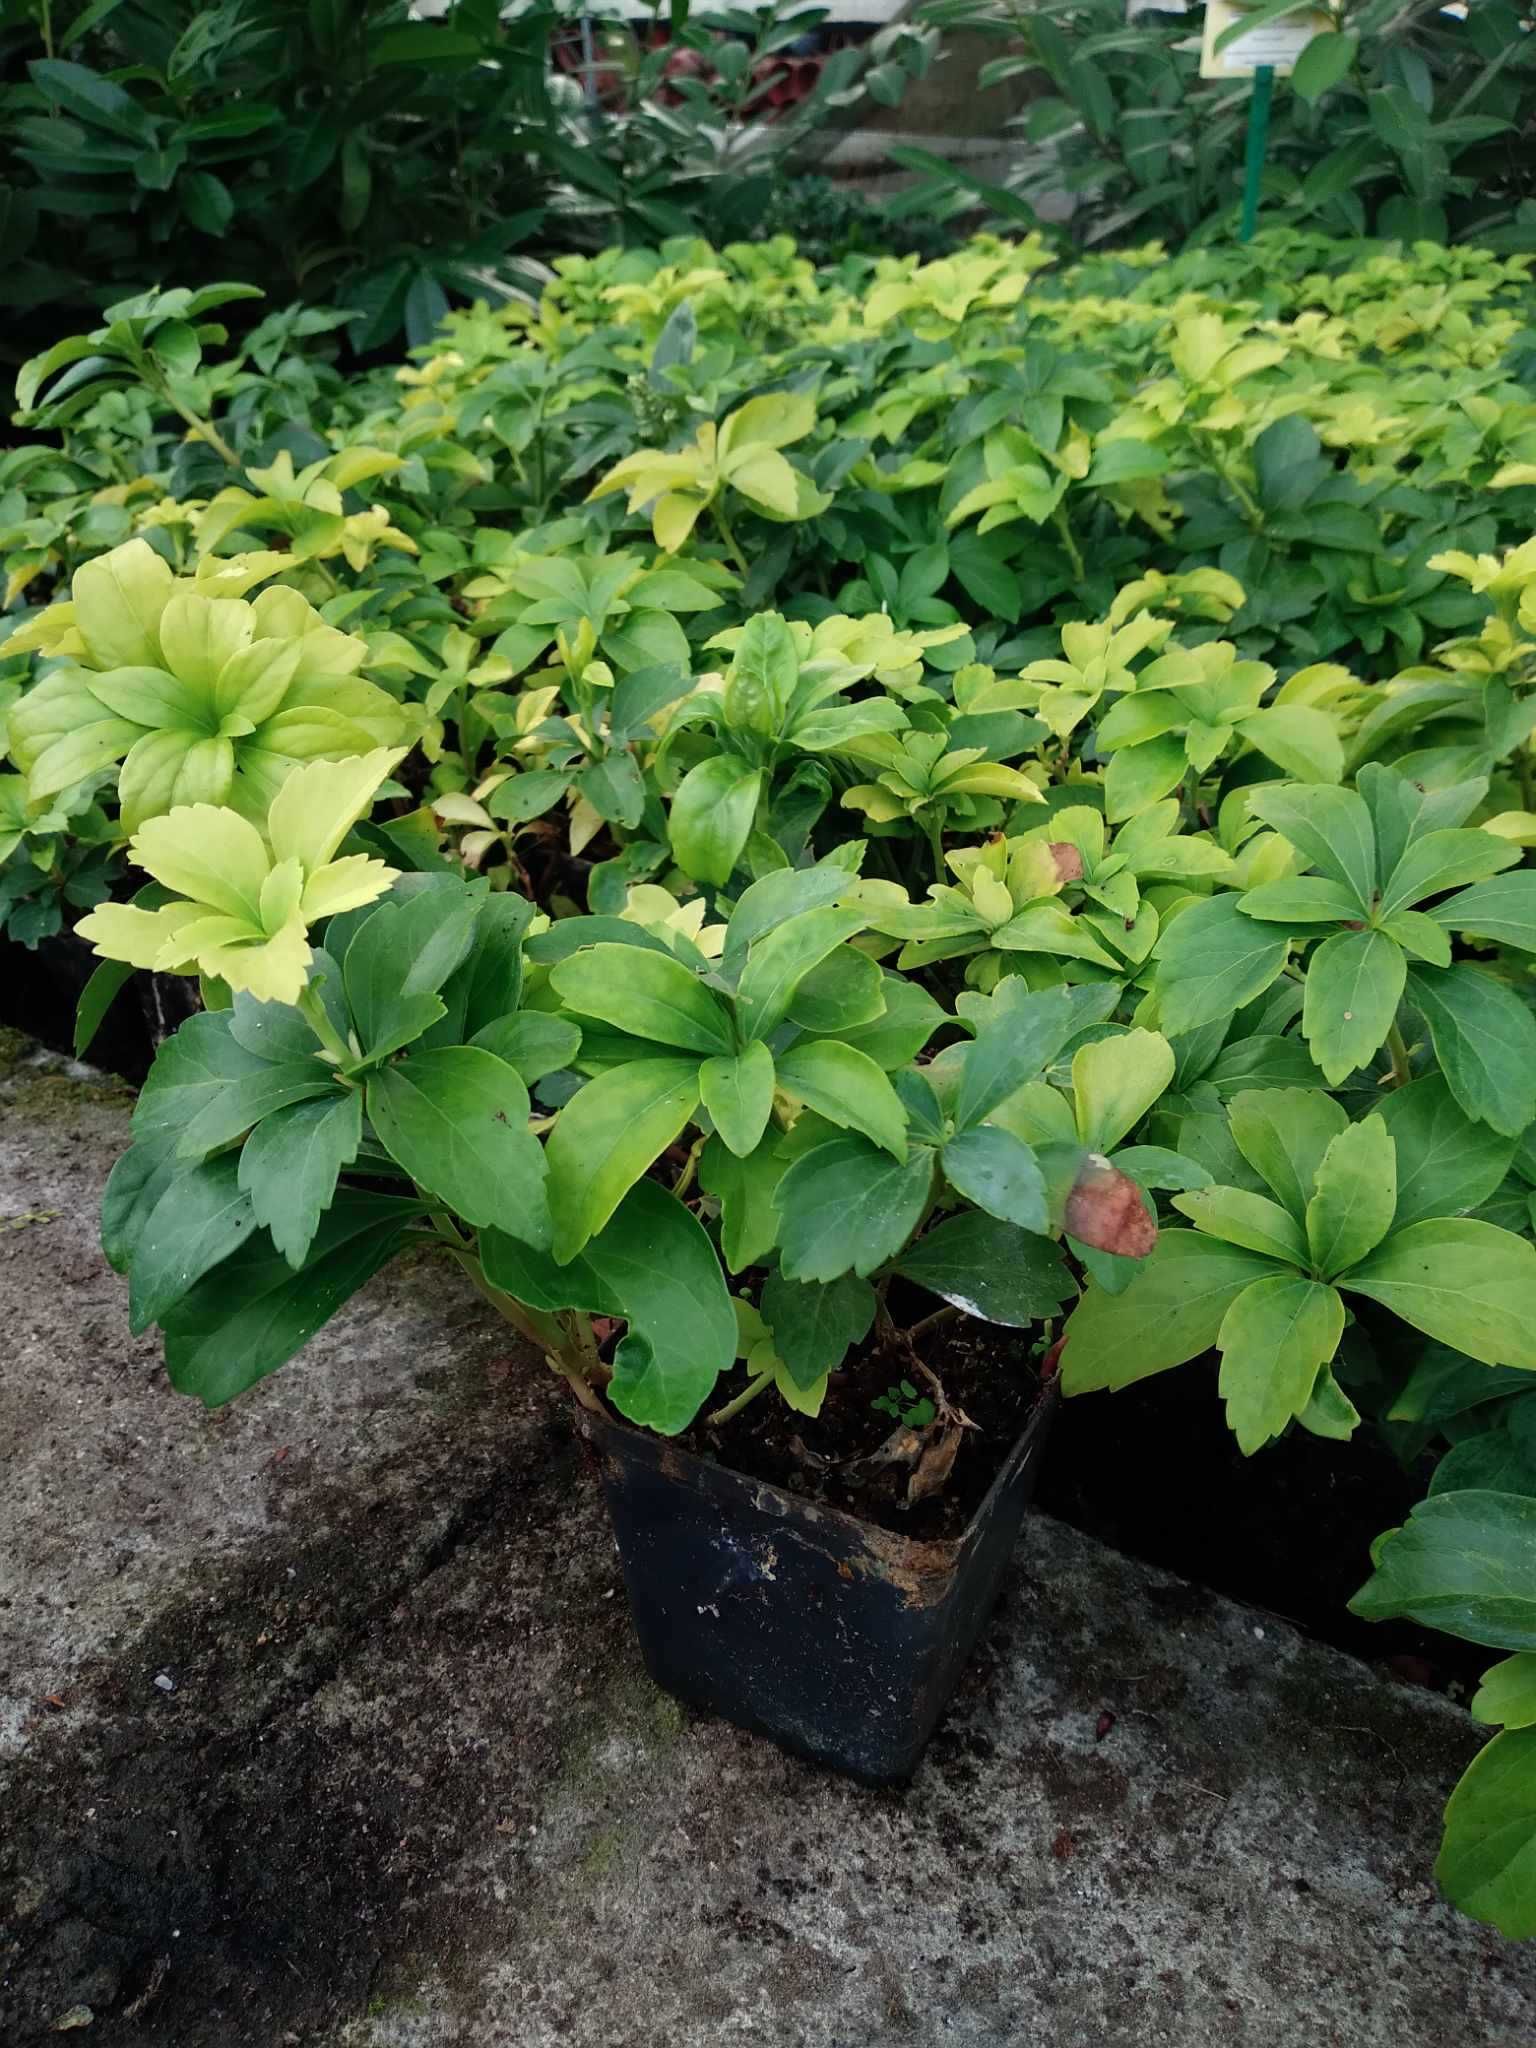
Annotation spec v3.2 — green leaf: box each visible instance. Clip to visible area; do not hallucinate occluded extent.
[1305,1115,1395,1276]
[784,946,887,1033]
[774,1134,934,1282]
[955,980,1119,1132]
[366,1048,548,1241]
[584,1179,737,1435]
[161,1193,421,1406]
[342,883,480,1059]
[1381,831,1518,918]
[724,612,797,735]
[1345,1219,1536,1369]
[1434,872,1536,954]
[724,860,854,957]
[1247,783,1376,909]
[1298,1364,1361,1442]
[1472,1655,1536,1730]
[698,1135,784,1273]
[1378,1076,1515,1229]
[471,1013,582,1085]
[478,1231,618,1315]
[175,1056,336,1161]
[1062,1230,1285,1394]
[1405,965,1536,1137]
[1389,1344,1531,1427]
[237,1090,363,1269]
[1217,1274,1345,1455]
[1228,1086,1349,1219]
[73,957,134,1058]
[1071,1029,1174,1153]
[29,57,155,140]
[1103,734,1188,822]
[1204,1033,1325,1096]
[760,1269,876,1389]
[1154,895,1291,1036]
[699,1041,776,1158]
[773,1040,907,1158]
[669,757,763,886]
[551,943,733,1054]
[453,893,534,1040]
[806,971,942,1069]
[1437,1725,1536,1939]
[1172,1185,1309,1265]
[101,1136,178,1273]
[941,1127,1049,1231]
[1433,1428,1536,1500]
[735,907,868,1042]
[1236,705,1343,785]
[545,1059,702,1261]
[1301,928,1405,1085]
[1351,1491,1536,1651]
[1292,30,1359,103]
[895,1213,1075,1326]
[1237,878,1359,925]
[127,1153,258,1334]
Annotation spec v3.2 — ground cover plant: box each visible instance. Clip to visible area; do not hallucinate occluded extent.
[6,224,1536,1931]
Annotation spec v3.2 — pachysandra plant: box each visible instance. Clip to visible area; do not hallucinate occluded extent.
[75,749,403,1004]
[1063,1084,1536,1454]
[6,538,411,828]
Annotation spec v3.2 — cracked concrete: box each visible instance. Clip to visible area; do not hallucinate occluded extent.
[2,1036,1534,2045]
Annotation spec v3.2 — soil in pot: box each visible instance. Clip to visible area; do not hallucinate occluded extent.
[675,1313,1044,1542]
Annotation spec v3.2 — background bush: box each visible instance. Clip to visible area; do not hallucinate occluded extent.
[903,0,1536,250]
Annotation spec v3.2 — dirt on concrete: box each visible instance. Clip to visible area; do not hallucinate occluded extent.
[2,1034,1535,2047]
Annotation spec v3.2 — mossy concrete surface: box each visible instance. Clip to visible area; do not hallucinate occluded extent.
[1,1038,1533,2045]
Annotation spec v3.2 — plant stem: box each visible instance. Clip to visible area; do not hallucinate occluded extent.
[922,807,947,883]
[906,1303,961,1347]
[435,1224,607,1416]
[707,1368,774,1427]
[1386,1019,1413,1089]
[1051,506,1085,580]
[297,984,356,1067]
[166,392,242,470]
[672,1135,704,1199]
[712,499,749,579]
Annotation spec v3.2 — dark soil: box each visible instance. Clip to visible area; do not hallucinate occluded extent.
[680,1317,1043,1542]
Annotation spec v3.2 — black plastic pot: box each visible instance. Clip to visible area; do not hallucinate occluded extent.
[580,1376,1059,1783]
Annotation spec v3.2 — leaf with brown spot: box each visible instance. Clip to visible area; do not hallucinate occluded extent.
[1064,1158,1158,1257]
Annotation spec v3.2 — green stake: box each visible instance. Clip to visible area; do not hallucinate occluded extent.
[1239,63,1275,243]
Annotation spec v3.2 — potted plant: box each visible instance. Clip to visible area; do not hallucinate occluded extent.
[73,711,1167,1777]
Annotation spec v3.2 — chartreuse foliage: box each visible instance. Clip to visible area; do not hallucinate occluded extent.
[7,225,1536,1937]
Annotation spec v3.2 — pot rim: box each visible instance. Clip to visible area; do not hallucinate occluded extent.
[579,1367,1059,1572]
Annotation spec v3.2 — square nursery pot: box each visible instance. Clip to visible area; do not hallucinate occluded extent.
[580,1374,1059,1783]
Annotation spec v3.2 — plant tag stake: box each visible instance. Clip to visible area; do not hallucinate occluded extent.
[1199,0,1331,242]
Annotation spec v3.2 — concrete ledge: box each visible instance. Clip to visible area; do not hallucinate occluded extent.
[1,1041,1532,2044]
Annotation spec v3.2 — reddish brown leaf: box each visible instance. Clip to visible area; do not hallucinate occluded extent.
[1048,841,1085,883]
[1064,1159,1157,1258]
